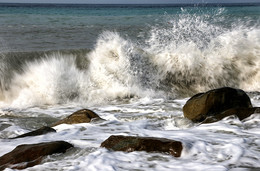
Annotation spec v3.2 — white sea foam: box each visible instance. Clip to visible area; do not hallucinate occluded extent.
[0,54,81,107]
[1,98,259,170]
[145,13,260,94]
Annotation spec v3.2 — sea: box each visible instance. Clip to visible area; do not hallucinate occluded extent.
[0,3,260,171]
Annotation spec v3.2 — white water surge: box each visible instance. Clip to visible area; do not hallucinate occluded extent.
[0,25,260,107]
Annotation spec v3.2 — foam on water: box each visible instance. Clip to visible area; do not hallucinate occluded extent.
[1,100,259,170]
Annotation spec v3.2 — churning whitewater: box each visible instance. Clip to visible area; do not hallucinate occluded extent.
[0,4,260,171]
[0,12,260,107]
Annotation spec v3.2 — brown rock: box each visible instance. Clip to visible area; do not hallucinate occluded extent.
[101,135,183,157]
[0,141,73,170]
[11,126,56,139]
[183,87,252,122]
[202,107,260,124]
[52,109,101,126]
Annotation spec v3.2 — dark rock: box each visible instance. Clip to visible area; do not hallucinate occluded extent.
[202,107,260,124]
[101,135,183,157]
[52,109,101,126]
[0,141,73,170]
[183,87,252,122]
[11,126,56,139]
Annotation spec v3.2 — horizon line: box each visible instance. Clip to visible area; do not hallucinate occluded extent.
[0,2,260,5]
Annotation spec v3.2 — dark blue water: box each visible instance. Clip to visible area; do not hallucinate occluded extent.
[0,3,259,52]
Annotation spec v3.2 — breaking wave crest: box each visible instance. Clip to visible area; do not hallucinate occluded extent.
[0,8,259,107]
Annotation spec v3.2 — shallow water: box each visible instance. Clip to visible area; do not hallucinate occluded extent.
[0,97,260,170]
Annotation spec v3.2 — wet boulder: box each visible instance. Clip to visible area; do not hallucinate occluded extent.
[11,126,56,139]
[183,87,252,122]
[101,135,183,157]
[0,141,73,170]
[202,107,260,124]
[52,109,101,126]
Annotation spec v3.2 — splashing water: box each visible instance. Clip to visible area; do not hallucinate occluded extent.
[0,7,259,108]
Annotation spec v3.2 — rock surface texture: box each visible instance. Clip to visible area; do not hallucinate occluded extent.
[0,141,73,170]
[101,135,183,157]
[183,87,253,122]
[52,109,101,126]
[201,107,260,124]
[11,126,56,139]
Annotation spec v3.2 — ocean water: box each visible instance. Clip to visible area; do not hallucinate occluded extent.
[0,3,260,171]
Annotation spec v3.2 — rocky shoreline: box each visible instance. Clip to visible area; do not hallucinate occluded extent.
[0,87,259,170]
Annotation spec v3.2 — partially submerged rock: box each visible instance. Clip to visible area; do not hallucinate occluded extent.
[101,135,183,157]
[0,141,73,170]
[52,109,101,126]
[202,107,260,124]
[183,87,252,122]
[11,126,56,139]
